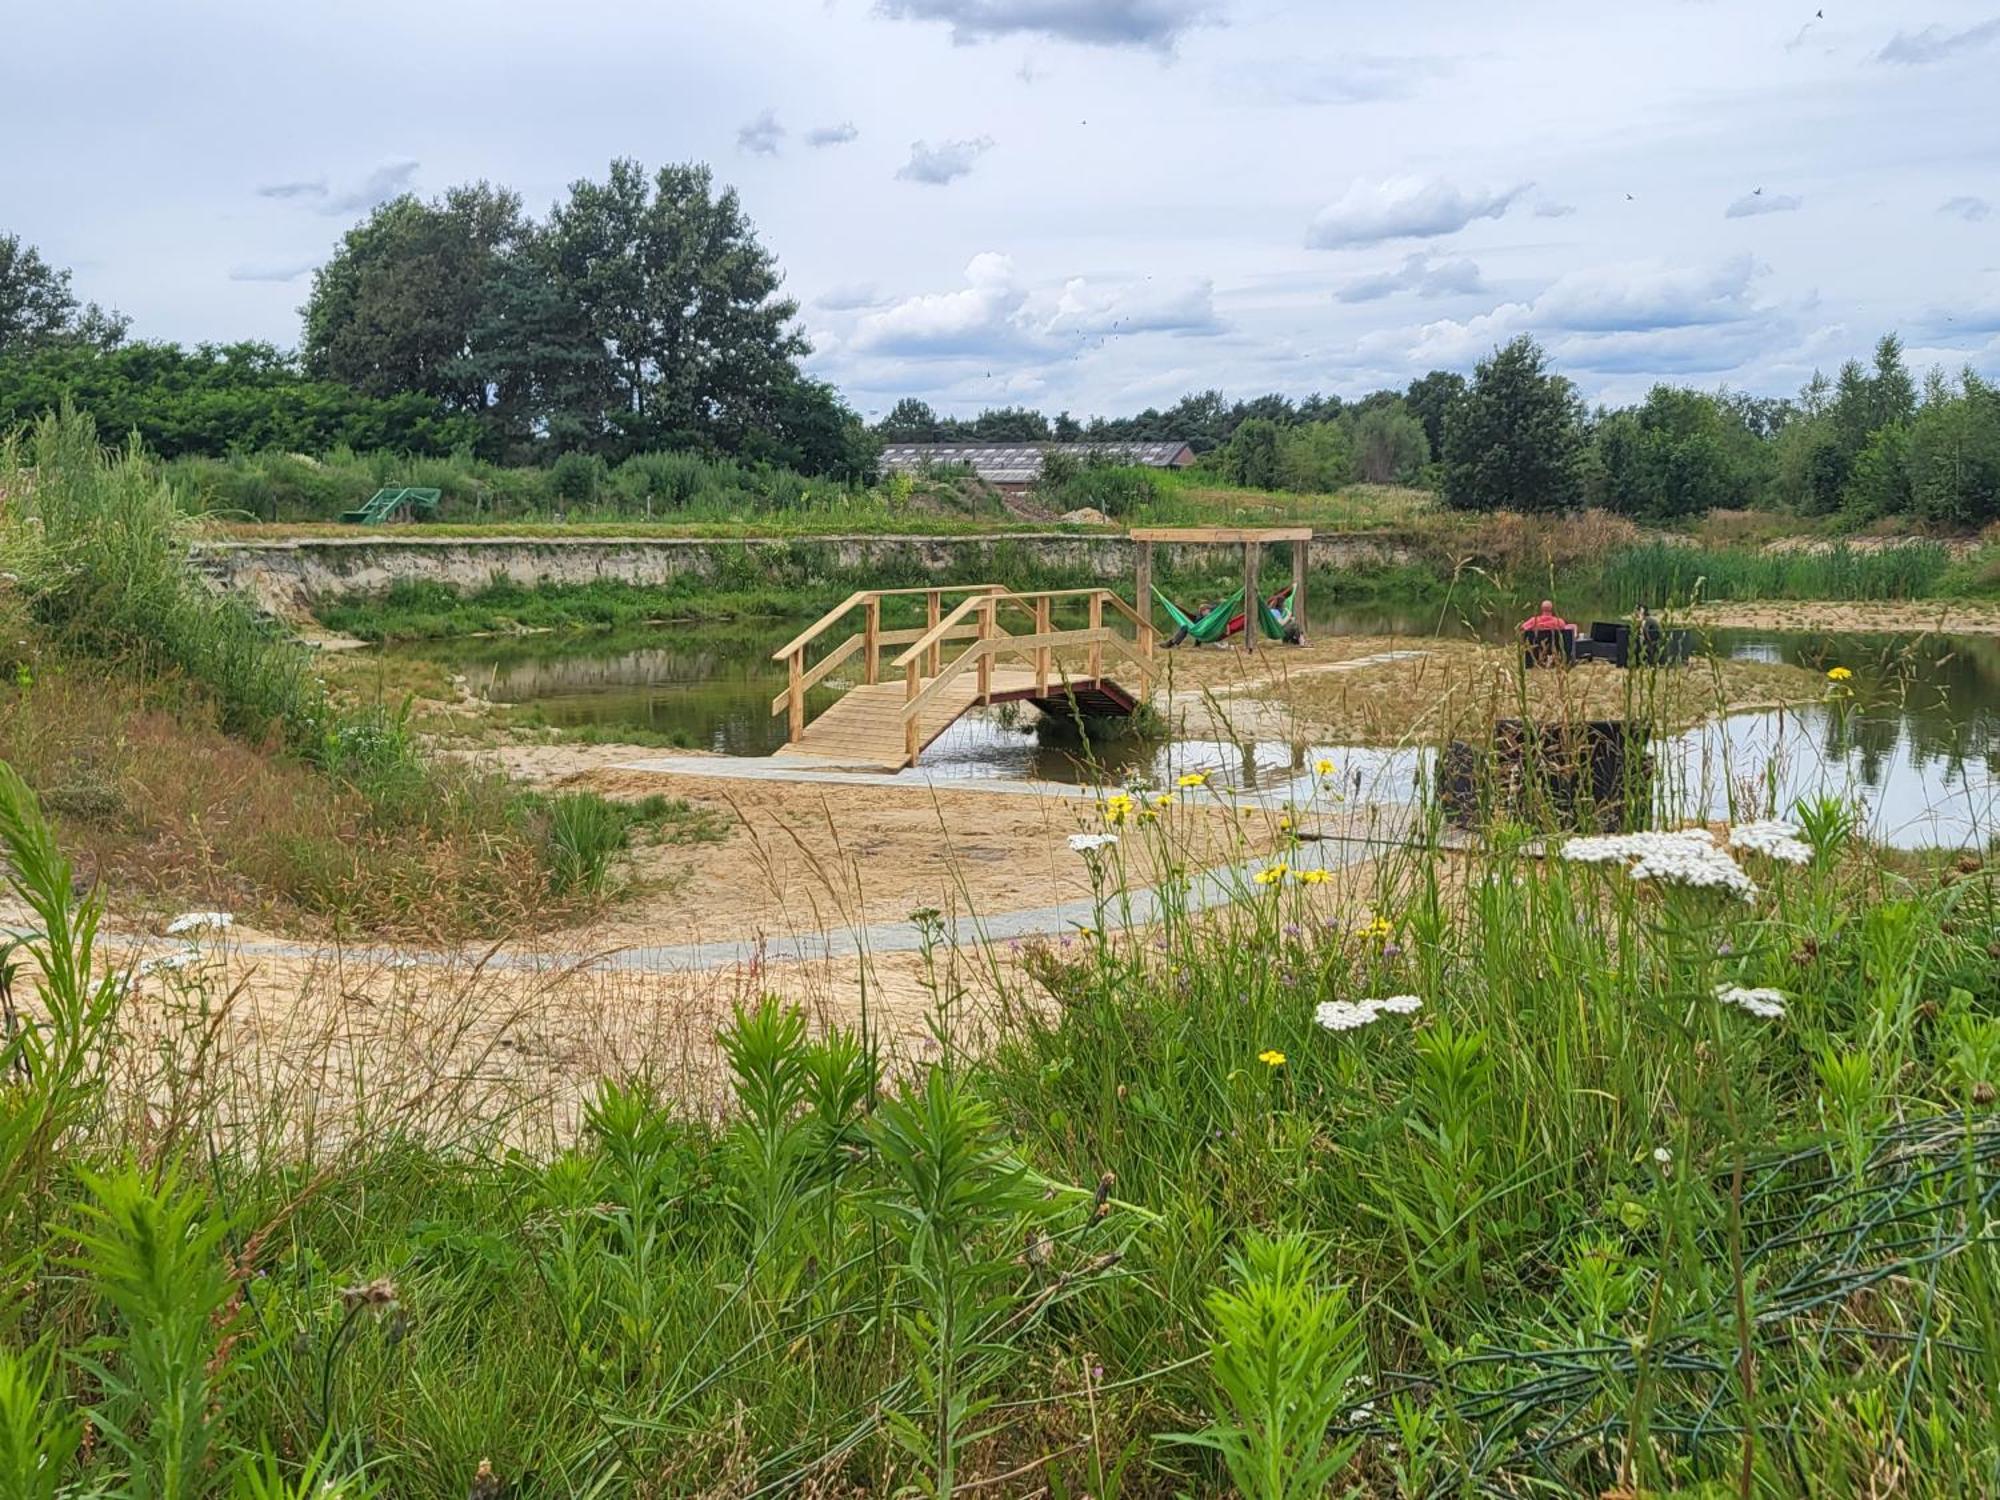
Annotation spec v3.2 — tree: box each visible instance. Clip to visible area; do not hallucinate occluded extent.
[1348,403,1429,485]
[876,397,945,441]
[1404,370,1466,460]
[1591,386,1760,520]
[544,159,807,455]
[1440,337,1583,512]
[1220,418,1284,489]
[1274,422,1354,492]
[302,185,528,421]
[1908,369,2000,528]
[0,233,126,355]
[962,406,1050,441]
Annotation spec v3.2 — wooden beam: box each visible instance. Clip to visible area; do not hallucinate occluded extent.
[1088,591,1103,678]
[1127,526,1312,544]
[1134,541,1153,648]
[1243,539,1260,653]
[864,596,880,684]
[1291,537,1307,641]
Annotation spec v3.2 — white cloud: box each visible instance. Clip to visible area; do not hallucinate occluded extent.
[874,0,1217,51]
[255,179,326,201]
[806,121,859,147]
[1337,251,1483,303]
[1878,17,2000,64]
[1941,195,1991,222]
[850,252,1030,354]
[318,161,420,217]
[1533,200,1576,219]
[737,109,785,156]
[896,136,995,185]
[227,261,318,283]
[1724,191,1803,218]
[1039,275,1223,336]
[1306,178,1529,248]
[815,282,888,311]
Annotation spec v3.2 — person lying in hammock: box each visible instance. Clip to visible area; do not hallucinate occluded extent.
[1166,600,1214,649]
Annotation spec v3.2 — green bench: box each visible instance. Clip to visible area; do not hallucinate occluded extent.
[338,487,442,524]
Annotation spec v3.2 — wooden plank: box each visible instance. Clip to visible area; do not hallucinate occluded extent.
[1127,526,1312,543]
[1291,537,1308,640]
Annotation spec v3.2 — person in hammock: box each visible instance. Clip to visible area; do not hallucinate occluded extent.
[1166,599,1214,649]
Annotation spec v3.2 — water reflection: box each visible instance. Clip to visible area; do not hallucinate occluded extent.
[389,612,2000,848]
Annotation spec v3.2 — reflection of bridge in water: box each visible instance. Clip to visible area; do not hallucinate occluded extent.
[770,585,1158,770]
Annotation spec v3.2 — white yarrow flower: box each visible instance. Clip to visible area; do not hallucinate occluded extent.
[1315,1000,1380,1032]
[1565,828,1758,901]
[1728,820,1812,865]
[137,950,199,977]
[1652,1146,1673,1165]
[1372,994,1424,1015]
[1068,832,1119,853]
[164,911,233,936]
[1715,983,1787,1019]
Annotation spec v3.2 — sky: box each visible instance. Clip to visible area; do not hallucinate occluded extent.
[5,0,1998,421]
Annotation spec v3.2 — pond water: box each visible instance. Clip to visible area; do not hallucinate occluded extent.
[386,606,2000,849]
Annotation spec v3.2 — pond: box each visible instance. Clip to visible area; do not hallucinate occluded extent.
[385,607,2000,849]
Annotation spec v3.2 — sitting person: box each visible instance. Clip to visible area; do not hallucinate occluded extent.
[1519,599,1572,635]
[1166,600,1213,649]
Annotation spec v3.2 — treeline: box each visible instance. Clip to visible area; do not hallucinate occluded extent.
[892,334,2000,530]
[0,164,875,479]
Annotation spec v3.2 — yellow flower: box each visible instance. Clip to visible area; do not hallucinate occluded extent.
[1298,868,1330,885]
[1177,771,1209,788]
[1152,792,1175,809]
[1360,914,1392,940]
[1826,666,1853,683]
[1102,792,1134,825]
[1278,815,1294,832]
[1254,864,1289,886]
[1258,1048,1286,1068]
[1314,757,1335,777]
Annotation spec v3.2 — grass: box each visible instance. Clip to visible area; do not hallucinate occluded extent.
[2,667,1997,1496]
[1589,539,1958,606]
[0,409,728,935]
[1129,473,1436,531]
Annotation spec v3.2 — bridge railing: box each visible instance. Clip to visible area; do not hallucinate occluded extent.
[770,585,1156,757]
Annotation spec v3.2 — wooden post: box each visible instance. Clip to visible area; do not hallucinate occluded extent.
[864,596,881,684]
[1134,542,1153,656]
[977,597,993,700]
[904,660,921,765]
[1088,591,1103,679]
[1291,537,1307,642]
[1035,594,1050,694]
[787,652,805,743]
[1243,540,1260,652]
[926,590,942,677]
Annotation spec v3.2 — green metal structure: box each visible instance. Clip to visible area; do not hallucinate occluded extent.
[338,487,442,524]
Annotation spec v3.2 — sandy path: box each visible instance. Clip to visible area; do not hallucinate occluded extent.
[1686,600,2000,636]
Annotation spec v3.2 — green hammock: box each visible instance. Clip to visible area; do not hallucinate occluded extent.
[1154,584,1245,645]
[1254,587,1293,640]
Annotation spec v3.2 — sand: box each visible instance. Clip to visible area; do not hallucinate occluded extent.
[1686,600,2000,636]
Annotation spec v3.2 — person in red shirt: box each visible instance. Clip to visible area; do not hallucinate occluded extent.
[1519,600,1572,633]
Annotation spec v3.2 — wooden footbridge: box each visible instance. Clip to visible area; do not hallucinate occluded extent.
[771,585,1157,770]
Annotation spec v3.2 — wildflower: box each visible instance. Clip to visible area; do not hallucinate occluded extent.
[1068,832,1119,853]
[1729,819,1812,865]
[164,911,232,936]
[1359,914,1393,941]
[1315,757,1335,777]
[1253,864,1289,886]
[1152,792,1175,809]
[1258,1048,1286,1067]
[136,950,198,977]
[1826,665,1853,683]
[1176,771,1209,788]
[1563,828,1758,901]
[337,1276,399,1315]
[1370,993,1423,1015]
[1101,792,1135,826]
[1277,815,1294,833]
[1652,1146,1673,1166]
[1715,983,1787,1020]
[1298,868,1331,885]
[1315,1000,1380,1032]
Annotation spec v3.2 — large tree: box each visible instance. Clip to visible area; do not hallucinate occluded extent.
[544,159,806,454]
[1404,369,1466,460]
[1440,337,1583,512]
[302,183,528,413]
[0,233,126,355]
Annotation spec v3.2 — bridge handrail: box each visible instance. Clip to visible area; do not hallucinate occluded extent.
[889,591,1001,671]
[770,583,1007,664]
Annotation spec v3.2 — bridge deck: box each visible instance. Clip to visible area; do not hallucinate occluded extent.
[771,668,1139,771]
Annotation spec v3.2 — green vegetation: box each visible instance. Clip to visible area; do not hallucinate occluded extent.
[1591,539,1957,606]
[3,731,1997,1494]
[0,410,723,932]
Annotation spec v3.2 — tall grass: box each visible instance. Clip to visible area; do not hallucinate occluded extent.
[1590,539,1954,605]
[2,714,1996,1493]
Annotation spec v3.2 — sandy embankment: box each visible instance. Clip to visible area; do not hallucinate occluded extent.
[1686,600,2000,636]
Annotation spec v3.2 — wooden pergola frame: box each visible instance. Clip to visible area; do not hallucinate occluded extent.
[1128,527,1313,649]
